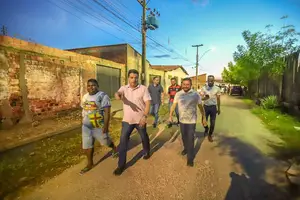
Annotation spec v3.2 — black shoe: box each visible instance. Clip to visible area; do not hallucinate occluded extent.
[113,167,124,176]
[153,124,157,128]
[208,135,213,142]
[181,150,187,156]
[187,161,194,167]
[143,153,151,160]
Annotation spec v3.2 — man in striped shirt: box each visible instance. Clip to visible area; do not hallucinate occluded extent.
[168,78,181,124]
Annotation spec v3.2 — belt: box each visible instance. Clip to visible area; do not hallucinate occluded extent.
[204,104,217,107]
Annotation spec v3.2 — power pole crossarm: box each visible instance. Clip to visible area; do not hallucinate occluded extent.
[192,44,203,90]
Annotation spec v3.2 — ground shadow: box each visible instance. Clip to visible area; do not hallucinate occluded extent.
[225,172,290,200]
[215,135,291,199]
[95,127,157,166]
[194,131,205,158]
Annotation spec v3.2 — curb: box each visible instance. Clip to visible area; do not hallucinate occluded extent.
[0,124,82,153]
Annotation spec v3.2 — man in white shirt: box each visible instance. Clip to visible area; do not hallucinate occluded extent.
[200,75,221,142]
[169,78,207,167]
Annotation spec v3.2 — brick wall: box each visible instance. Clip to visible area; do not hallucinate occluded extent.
[0,36,125,128]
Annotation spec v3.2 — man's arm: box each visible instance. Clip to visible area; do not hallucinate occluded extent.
[100,94,111,133]
[217,95,221,111]
[169,102,178,118]
[143,87,152,116]
[161,86,164,103]
[114,86,124,100]
[197,104,205,116]
[103,106,110,133]
[216,88,221,113]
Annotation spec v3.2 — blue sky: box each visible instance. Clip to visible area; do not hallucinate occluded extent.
[1,0,299,78]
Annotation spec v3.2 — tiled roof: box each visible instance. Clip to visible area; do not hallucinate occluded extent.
[150,65,189,75]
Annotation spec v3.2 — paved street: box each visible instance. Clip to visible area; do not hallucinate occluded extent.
[20,95,290,200]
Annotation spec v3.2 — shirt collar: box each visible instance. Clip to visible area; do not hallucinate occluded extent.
[127,84,140,89]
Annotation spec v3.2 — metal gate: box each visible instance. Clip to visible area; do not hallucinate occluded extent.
[96,65,121,98]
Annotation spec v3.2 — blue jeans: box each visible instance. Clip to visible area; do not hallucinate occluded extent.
[118,122,150,168]
[150,104,160,125]
[169,102,179,123]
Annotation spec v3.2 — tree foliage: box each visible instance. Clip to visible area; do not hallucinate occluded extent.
[222,16,300,85]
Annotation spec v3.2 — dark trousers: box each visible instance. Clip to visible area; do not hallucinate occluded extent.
[180,123,196,162]
[204,105,217,135]
[118,122,150,168]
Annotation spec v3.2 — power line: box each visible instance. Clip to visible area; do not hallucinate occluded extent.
[46,0,125,42]
[92,0,194,65]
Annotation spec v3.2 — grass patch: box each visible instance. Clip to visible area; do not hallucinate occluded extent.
[0,118,122,199]
[251,106,300,163]
[0,104,170,199]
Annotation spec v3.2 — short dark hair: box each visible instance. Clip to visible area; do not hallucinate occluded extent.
[171,77,177,81]
[182,77,192,85]
[128,69,139,77]
[87,79,99,87]
[208,75,215,79]
[153,76,159,80]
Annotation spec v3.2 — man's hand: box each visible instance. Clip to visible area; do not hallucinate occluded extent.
[202,117,207,127]
[139,116,147,127]
[217,109,221,115]
[114,92,123,100]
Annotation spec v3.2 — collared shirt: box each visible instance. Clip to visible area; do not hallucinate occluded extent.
[148,84,164,104]
[118,84,151,124]
[200,85,221,106]
[174,89,202,124]
[81,91,111,128]
[168,84,181,102]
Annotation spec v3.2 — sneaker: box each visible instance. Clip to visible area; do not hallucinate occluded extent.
[143,153,151,160]
[181,150,187,156]
[187,161,194,167]
[208,135,213,142]
[153,124,157,128]
[113,167,124,176]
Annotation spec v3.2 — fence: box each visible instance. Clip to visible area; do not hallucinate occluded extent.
[248,52,300,113]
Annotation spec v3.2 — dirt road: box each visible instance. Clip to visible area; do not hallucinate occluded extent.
[19,96,290,200]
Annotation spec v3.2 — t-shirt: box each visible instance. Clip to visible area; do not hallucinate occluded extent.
[148,84,164,104]
[118,84,152,124]
[200,85,221,106]
[81,91,111,128]
[174,89,202,124]
[168,84,181,102]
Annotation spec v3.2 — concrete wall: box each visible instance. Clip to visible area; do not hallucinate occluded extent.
[0,36,125,128]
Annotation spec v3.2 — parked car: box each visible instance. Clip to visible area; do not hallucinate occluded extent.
[230,86,243,96]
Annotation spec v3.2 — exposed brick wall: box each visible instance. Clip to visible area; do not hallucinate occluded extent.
[0,50,23,123]
[0,36,125,128]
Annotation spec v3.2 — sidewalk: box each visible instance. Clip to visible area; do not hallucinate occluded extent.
[0,100,124,153]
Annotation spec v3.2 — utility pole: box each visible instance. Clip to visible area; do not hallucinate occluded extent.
[192,44,203,89]
[137,0,159,85]
[1,25,7,36]
[141,0,147,85]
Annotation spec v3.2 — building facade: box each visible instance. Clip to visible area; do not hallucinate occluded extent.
[150,65,189,92]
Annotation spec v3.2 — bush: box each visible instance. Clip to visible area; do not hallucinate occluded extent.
[261,95,278,109]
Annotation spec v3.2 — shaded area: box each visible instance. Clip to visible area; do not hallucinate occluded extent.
[215,135,290,199]
[225,172,289,200]
[0,118,123,199]
[194,131,205,158]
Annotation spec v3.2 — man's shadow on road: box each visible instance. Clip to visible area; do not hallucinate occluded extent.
[225,172,290,200]
[194,131,205,159]
[94,127,158,166]
[215,135,292,200]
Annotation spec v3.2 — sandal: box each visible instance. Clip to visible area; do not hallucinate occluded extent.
[80,166,92,175]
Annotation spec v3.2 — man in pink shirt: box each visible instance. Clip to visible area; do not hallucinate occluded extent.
[113,69,151,176]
